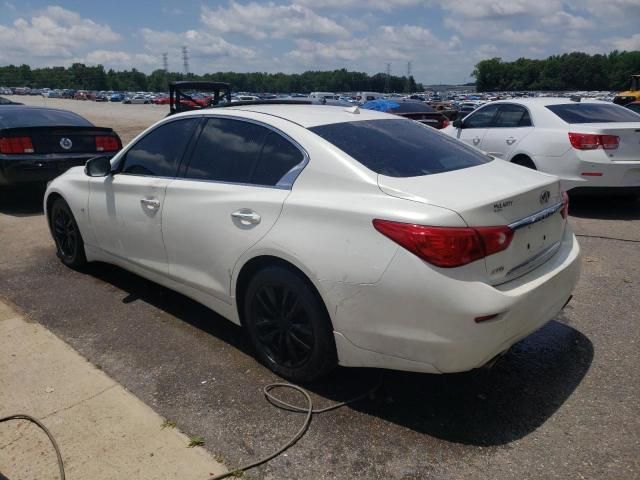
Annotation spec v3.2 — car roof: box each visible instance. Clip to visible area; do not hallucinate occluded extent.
[491,97,609,107]
[177,104,395,128]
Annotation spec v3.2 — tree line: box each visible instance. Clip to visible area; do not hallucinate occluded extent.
[473,50,640,92]
[0,64,422,93]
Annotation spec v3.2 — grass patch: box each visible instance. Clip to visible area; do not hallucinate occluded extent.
[188,435,205,448]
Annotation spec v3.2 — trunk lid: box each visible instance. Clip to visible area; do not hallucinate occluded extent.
[574,122,640,162]
[1,126,119,154]
[378,161,567,284]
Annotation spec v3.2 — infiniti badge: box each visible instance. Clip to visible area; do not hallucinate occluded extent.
[539,190,550,204]
[60,137,73,150]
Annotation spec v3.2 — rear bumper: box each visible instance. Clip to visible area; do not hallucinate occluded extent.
[0,154,112,186]
[323,226,580,374]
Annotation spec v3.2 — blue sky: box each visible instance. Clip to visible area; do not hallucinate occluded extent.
[1,0,639,84]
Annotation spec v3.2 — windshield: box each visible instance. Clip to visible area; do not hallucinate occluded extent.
[309,119,491,177]
[546,103,640,123]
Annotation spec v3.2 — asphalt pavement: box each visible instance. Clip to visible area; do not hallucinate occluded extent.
[0,187,638,480]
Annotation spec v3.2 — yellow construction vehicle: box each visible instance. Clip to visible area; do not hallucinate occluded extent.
[613,74,640,105]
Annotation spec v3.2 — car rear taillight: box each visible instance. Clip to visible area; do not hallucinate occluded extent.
[0,136,34,154]
[372,219,514,268]
[568,132,619,150]
[440,118,450,129]
[561,191,569,219]
[95,135,120,152]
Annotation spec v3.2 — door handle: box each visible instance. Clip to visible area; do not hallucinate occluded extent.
[140,198,161,211]
[506,137,517,145]
[472,137,481,145]
[231,209,261,225]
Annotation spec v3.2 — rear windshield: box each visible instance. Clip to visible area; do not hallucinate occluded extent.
[309,119,490,177]
[0,107,93,128]
[546,103,640,123]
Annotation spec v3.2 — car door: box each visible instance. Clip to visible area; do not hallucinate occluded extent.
[480,104,534,159]
[452,104,500,150]
[162,117,306,302]
[88,117,200,274]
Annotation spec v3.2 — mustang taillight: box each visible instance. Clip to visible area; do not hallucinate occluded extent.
[95,135,120,152]
[561,191,569,219]
[0,136,34,154]
[372,219,514,268]
[568,132,619,150]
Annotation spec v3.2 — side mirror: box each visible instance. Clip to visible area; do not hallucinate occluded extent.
[452,119,463,128]
[85,156,112,177]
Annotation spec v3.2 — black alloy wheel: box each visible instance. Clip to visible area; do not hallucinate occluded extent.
[244,266,337,382]
[51,198,86,268]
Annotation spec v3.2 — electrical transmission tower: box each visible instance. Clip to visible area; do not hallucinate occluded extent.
[405,61,412,93]
[384,63,391,93]
[182,46,189,75]
[162,53,168,73]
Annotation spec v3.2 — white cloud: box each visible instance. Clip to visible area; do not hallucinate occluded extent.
[0,6,119,62]
[85,50,157,67]
[296,0,420,11]
[200,1,350,40]
[439,0,562,19]
[607,33,640,51]
[140,28,256,60]
[541,11,594,30]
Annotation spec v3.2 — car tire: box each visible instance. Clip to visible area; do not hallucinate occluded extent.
[50,197,87,268]
[243,265,337,382]
[511,155,537,170]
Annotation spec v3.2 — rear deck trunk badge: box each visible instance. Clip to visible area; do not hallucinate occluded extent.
[540,190,550,204]
[60,137,73,150]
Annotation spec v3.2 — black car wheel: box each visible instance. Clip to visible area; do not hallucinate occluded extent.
[50,197,87,268]
[243,266,337,382]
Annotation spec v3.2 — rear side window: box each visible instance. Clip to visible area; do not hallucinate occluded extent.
[253,132,304,186]
[120,118,199,177]
[0,107,92,128]
[494,104,532,127]
[310,119,491,178]
[185,118,269,184]
[546,103,640,123]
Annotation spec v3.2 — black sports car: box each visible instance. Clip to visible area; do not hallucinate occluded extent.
[0,106,122,186]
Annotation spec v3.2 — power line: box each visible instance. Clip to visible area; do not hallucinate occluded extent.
[384,63,391,93]
[182,46,189,75]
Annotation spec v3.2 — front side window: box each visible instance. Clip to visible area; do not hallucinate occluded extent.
[494,104,532,127]
[310,119,491,178]
[463,105,499,128]
[546,103,640,123]
[120,118,199,177]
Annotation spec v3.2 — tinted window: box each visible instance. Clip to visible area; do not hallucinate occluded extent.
[310,119,491,178]
[185,118,269,183]
[253,132,304,185]
[494,104,532,127]
[626,104,640,114]
[0,107,92,128]
[120,118,198,177]
[546,103,640,123]
[463,105,499,128]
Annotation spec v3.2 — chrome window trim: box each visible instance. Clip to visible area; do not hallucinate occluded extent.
[508,201,564,231]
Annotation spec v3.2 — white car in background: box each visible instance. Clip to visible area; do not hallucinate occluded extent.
[44,104,580,381]
[443,98,640,196]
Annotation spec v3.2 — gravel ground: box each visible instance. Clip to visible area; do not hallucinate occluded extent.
[0,100,638,479]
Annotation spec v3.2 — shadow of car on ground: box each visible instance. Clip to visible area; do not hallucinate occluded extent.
[82,261,593,447]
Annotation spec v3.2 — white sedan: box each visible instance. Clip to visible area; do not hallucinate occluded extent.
[44,104,580,381]
[443,98,640,196]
